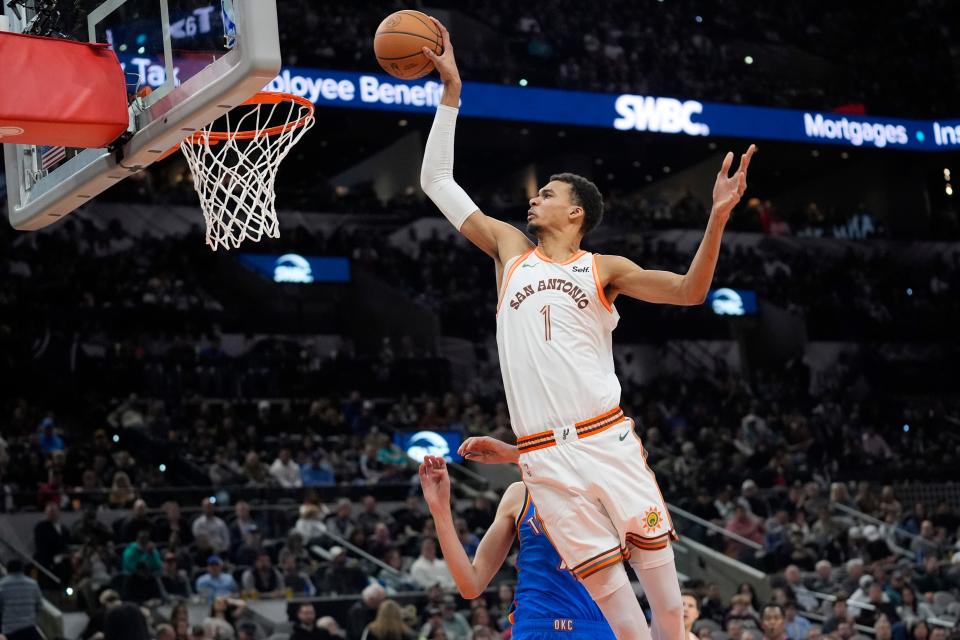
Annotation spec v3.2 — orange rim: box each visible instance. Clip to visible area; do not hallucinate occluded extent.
[184,91,314,144]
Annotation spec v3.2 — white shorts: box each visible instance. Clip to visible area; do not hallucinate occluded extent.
[516,408,678,581]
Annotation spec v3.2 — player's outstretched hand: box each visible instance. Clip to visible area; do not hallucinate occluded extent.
[421,17,460,86]
[458,436,519,465]
[712,144,757,220]
[419,455,451,510]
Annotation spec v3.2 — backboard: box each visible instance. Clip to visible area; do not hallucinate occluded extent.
[2,0,281,230]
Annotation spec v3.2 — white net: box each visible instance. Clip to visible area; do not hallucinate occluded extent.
[180,93,315,251]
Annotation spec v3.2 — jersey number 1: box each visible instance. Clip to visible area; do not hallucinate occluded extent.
[540,305,552,341]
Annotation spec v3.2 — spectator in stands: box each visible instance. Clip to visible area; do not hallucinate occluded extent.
[160,552,191,599]
[155,623,175,640]
[301,450,335,486]
[909,620,930,640]
[780,565,817,611]
[72,507,114,547]
[682,591,700,640]
[280,533,310,567]
[726,594,761,630]
[290,603,332,640]
[357,496,384,534]
[122,529,162,575]
[316,545,367,595]
[192,498,230,554]
[897,586,935,625]
[0,559,43,640]
[409,539,455,591]
[270,448,303,488]
[229,501,259,546]
[783,602,811,640]
[103,599,151,640]
[877,617,899,640]
[862,525,895,562]
[367,522,393,560]
[346,583,386,640]
[75,470,106,509]
[915,556,951,593]
[202,596,246,639]
[32,502,71,585]
[326,498,356,540]
[37,417,65,455]
[294,504,328,543]
[378,548,415,593]
[279,551,315,597]
[120,499,153,543]
[233,525,263,567]
[154,501,192,546]
[242,452,270,486]
[725,504,764,559]
[435,594,471,640]
[195,555,238,601]
[108,471,137,509]
[419,607,445,640]
[761,604,787,640]
[841,559,865,594]
[124,555,165,604]
[857,582,899,626]
[391,497,427,538]
[726,618,745,640]
[241,552,284,598]
[822,596,854,634]
[911,521,941,562]
[809,560,835,594]
[700,584,726,625]
[362,599,417,640]
[317,616,345,639]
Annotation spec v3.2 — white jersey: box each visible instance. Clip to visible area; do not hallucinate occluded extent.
[496,247,620,439]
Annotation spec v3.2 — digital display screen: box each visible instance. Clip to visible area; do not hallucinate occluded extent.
[236,254,350,284]
[394,430,464,464]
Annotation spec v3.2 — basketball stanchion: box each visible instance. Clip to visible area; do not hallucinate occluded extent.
[178,91,314,251]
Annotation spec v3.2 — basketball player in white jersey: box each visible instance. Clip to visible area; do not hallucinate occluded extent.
[419,18,756,640]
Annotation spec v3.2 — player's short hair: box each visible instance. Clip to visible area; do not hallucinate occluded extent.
[550,173,604,236]
[763,603,785,617]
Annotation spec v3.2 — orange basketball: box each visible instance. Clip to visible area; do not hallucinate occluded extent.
[374,10,442,80]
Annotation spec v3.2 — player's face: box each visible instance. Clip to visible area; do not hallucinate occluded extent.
[527,181,581,236]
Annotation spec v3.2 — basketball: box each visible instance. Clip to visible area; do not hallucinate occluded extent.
[374,10,442,80]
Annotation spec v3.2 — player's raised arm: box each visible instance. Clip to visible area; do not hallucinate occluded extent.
[419,456,521,599]
[419,17,532,266]
[597,145,757,306]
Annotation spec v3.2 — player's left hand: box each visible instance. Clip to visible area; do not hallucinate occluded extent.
[712,144,757,219]
[458,436,519,465]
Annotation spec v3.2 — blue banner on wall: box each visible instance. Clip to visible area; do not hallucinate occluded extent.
[236,254,350,284]
[259,67,960,152]
[117,55,960,152]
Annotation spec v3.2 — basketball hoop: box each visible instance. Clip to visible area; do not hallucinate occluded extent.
[180,91,315,251]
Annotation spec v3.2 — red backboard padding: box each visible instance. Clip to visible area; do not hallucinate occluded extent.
[0,32,129,148]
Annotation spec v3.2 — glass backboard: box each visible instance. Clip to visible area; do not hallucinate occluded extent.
[3,0,280,230]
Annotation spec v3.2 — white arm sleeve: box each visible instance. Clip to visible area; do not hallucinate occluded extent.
[420,104,479,231]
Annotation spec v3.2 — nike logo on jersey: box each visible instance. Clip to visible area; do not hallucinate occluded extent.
[619,431,630,441]
[521,263,539,268]
[571,265,590,273]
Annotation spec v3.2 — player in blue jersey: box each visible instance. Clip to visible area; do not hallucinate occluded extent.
[419,455,616,639]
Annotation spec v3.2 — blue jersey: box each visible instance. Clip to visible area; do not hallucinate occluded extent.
[511,489,615,639]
